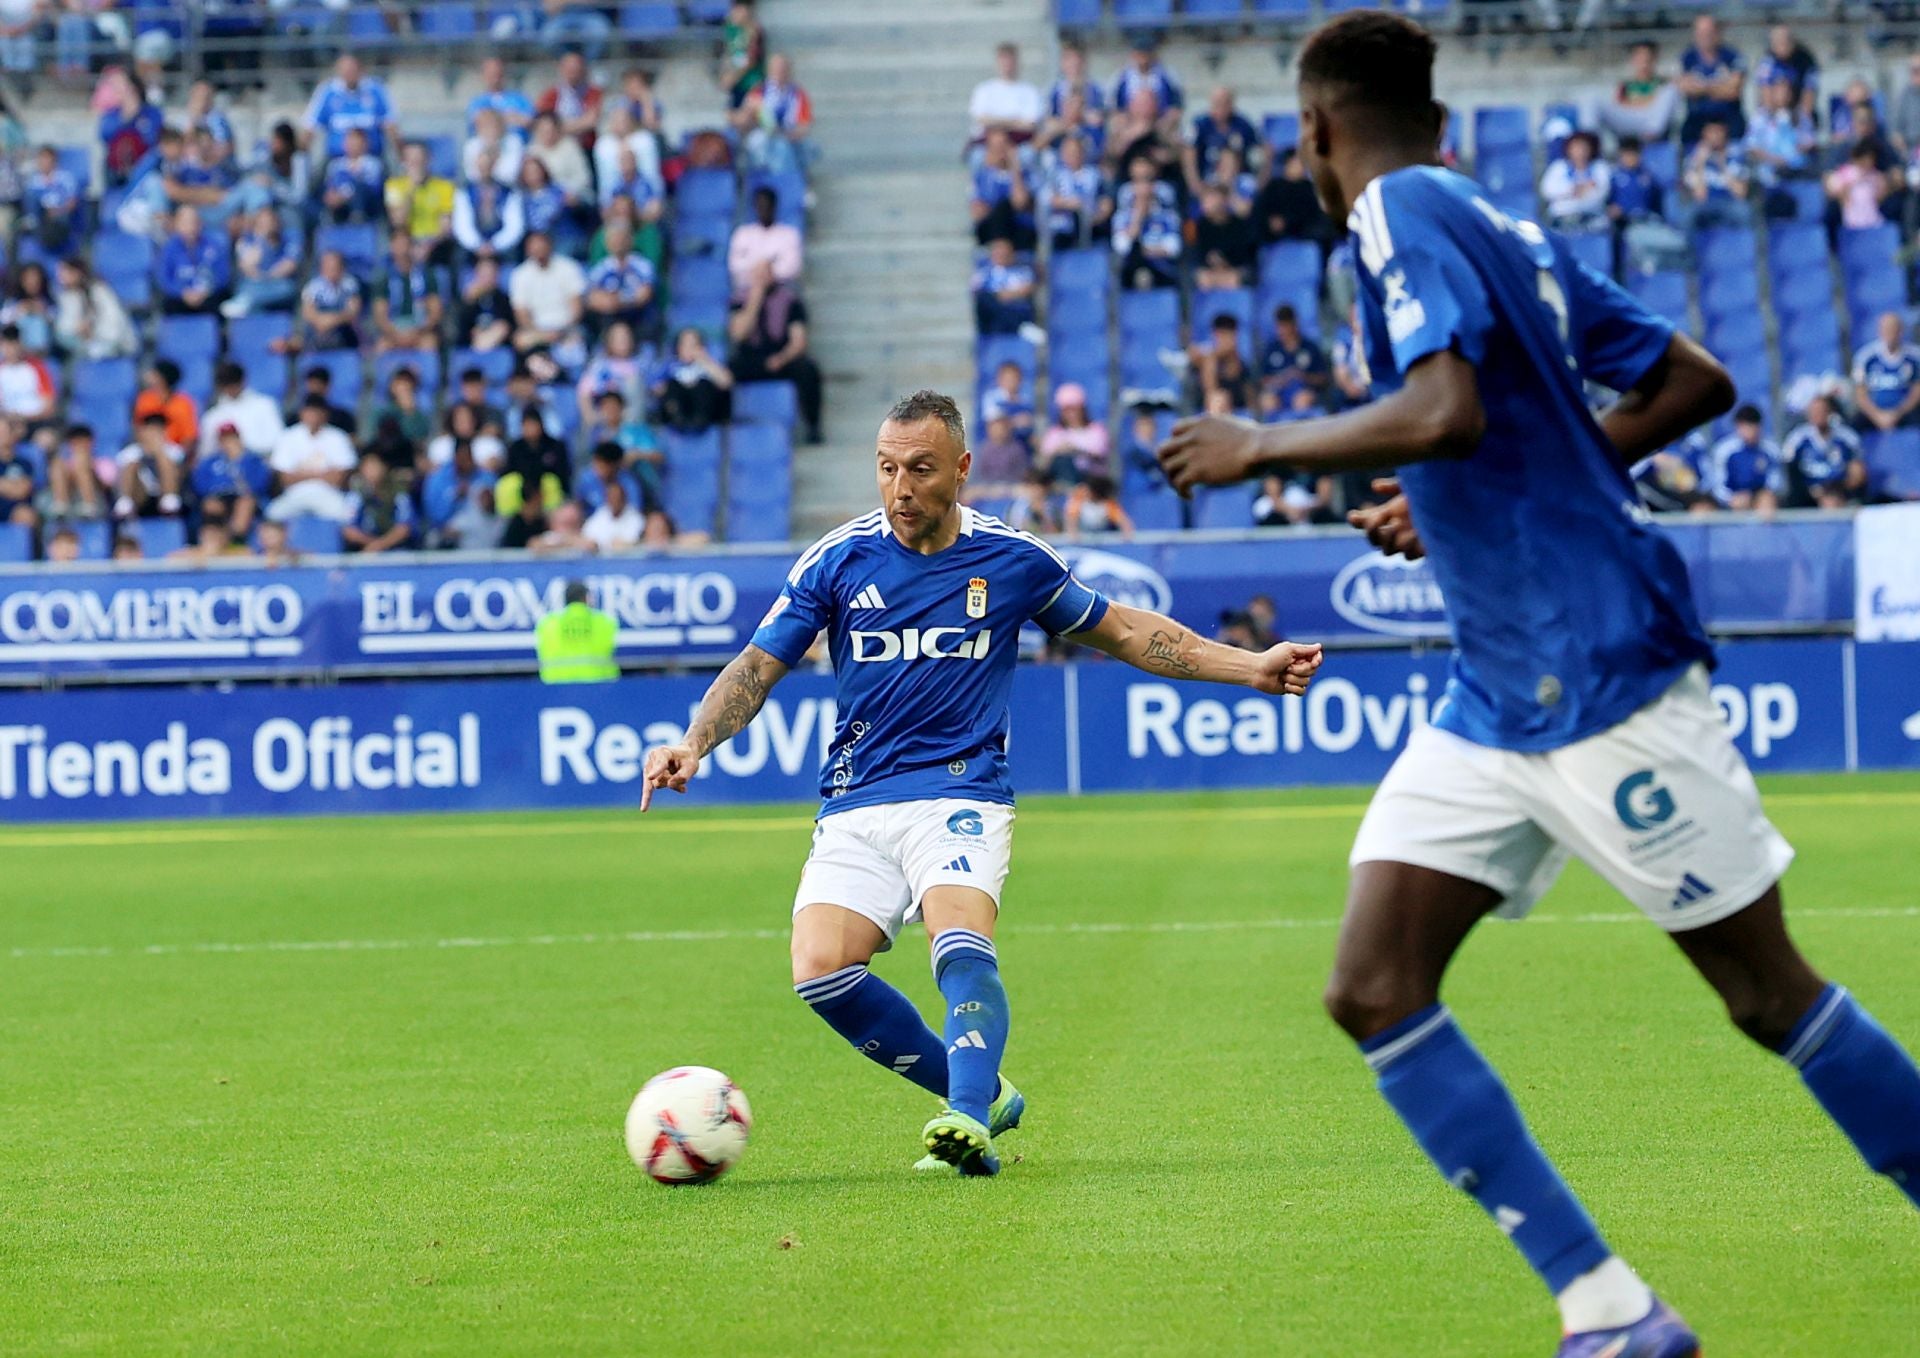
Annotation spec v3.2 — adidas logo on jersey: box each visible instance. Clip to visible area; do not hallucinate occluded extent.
[848,583,888,610]
[944,855,973,873]
[1670,873,1716,910]
[849,627,992,662]
[949,1030,987,1053]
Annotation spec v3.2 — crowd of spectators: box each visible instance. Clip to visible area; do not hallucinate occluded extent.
[0,2,825,564]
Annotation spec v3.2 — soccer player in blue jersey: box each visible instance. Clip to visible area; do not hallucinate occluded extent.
[1158,13,1920,1356]
[640,390,1323,1176]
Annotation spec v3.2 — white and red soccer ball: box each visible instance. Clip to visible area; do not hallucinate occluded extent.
[625,1066,752,1185]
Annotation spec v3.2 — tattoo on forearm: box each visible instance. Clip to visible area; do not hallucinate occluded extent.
[1142,629,1200,677]
[687,653,773,755]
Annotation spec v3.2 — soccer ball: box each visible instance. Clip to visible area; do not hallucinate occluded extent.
[625,1066,752,1185]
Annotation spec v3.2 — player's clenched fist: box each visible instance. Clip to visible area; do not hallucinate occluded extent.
[1157,414,1262,494]
[1250,641,1324,697]
[640,744,700,812]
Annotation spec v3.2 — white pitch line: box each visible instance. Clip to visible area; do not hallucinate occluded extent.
[8,906,1919,963]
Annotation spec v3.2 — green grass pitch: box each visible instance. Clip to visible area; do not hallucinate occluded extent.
[4,773,1918,1356]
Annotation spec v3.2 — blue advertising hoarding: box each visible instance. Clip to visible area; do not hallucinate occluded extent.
[0,516,1855,682]
[0,637,1906,823]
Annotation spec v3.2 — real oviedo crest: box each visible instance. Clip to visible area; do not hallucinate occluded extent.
[965,577,988,619]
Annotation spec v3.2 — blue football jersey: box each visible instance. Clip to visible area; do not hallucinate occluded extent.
[751,507,1110,816]
[1348,166,1713,752]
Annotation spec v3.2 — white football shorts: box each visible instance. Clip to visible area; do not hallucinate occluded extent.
[793,798,1015,945]
[1350,665,1794,931]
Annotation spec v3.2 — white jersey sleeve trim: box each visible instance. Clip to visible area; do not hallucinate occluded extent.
[786,509,886,585]
[969,512,1069,571]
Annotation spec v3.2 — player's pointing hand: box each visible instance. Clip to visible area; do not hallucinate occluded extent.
[1157,414,1263,496]
[640,743,700,812]
[1250,641,1324,697]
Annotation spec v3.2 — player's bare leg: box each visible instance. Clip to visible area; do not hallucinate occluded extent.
[1326,862,1692,1356]
[1672,884,1920,1208]
[791,903,953,1104]
[920,886,1011,1175]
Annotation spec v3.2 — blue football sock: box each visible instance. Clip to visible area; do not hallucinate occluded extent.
[1362,1005,1612,1295]
[931,929,1008,1127]
[795,964,947,1098]
[1779,984,1920,1208]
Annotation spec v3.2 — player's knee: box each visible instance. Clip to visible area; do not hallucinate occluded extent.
[1322,970,1431,1043]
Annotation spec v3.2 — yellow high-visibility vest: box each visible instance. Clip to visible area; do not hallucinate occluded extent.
[535,602,619,683]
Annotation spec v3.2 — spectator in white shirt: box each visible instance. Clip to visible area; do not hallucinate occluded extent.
[1540,132,1613,233]
[454,155,526,260]
[582,475,646,553]
[527,111,594,202]
[728,186,803,291]
[969,42,1043,146]
[463,107,524,186]
[509,230,588,356]
[199,362,286,460]
[267,397,359,521]
[593,104,664,201]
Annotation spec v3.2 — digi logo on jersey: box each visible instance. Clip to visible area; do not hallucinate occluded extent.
[848,628,992,662]
[1614,769,1678,831]
[1330,552,1451,638]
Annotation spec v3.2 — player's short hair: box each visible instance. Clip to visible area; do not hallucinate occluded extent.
[885,390,967,451]
[1734,404,1763,425]
[1298,11,1436,116]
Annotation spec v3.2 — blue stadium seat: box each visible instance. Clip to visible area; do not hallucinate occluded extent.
[1563,231,1612,279]
[1698,271,1759,321]
[1190,485,1255,531]
[73,520,112,561]
[1837,224,1899,280]
[72,356,139,406]
[1777,180,1825,224]
[663,428,723,536]
[671,255,730,307]
[1780,327,1842,380]
[1771,267,1832,317]
[725,423,792,543]
[135,517,187,557]
[1262,111,1302,152]
[1051,248,1110,297]
[157,314,220,366]
[229,314,294,398]
[1866,428,1920,498]
[417,2,478,38]
[1694,227,1757,277]
[315,223,379,275]
[347,5,393,40]
[285,517,344,554]
[423,134,461,182]
[1185,0,1245,18]
[73,395,130,454]
[1473,106,1531,157]
[1767,223,1828,282]
[451,347,515,389]
[0,522,30,563]
[1124,484,1186,532]
[733,381,798,427]
[1119,335,1175,391]
[1113,0,1174,19]
[1640,140,1679,188]
[1193,288,1255,357]
[619,3,681,35]
[375,349,441,400]
[1846,269,1907,322]
[1475,147,1534,201]
[1705,318,1766,363]
[1056,0,1101,20]
[1117,288,1180,341]
[677,168,737,221]
[744,170,808,230]
[299,351,363,410]
[976,334,1038,383]
[1049,293,1107,334]
[1628,271,1689,327]
[1259,240,1320,292]
[1723,353,1771,407]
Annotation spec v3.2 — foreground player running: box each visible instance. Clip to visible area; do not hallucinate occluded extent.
[641,390,1323,1175]
[1158,13,1920,1356]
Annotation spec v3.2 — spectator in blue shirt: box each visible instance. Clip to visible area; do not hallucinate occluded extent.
[185,80,235,153]
[1184,86,1258,197]
[192,422,272,535]
[970,128,1036,249]
[1744,78,1815,196]
[1043,134,1110,251]
[1111,34,1183,136]
[1755,24,1819,125]
[1606,137,1686,274]
[1783,394,1867,508]
[1678,14,1747,143]
[1853,311,1920,433]
[1259,304,1329,407]
[585,222,657,341]
[322,127,387,224]
[421,437,500,549]
[1111,154,1182,291]
[577,439,644,515]
[302,54,400,160]
[468,56,536,136]
[1706,405,1784,512]
[979,360,1034,448]
[373,229,447,355]
[517,156,574,245]
[300,250,363,352]
[23,145,80,259]
[1039,43,1106,158]
[342,450,418,553]
[453,154,526,261]
[158,205,230,315]
[99,69,164,185]
[225,206,302,318]
[972,237,1037,337]
[0,429,36,529]
[1681,119,1750,229]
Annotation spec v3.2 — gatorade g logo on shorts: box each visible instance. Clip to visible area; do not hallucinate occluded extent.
[946,809,984,836]
[1614,769,1677,832]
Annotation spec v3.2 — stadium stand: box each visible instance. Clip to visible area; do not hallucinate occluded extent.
[0,1,819,562]
[960,6,1920,533]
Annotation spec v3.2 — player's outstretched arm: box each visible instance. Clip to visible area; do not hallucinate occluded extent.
[639,643,790,811]
[1157,350,1485,493]
[1596,331,1736,464]
[1072,602,1324,695]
